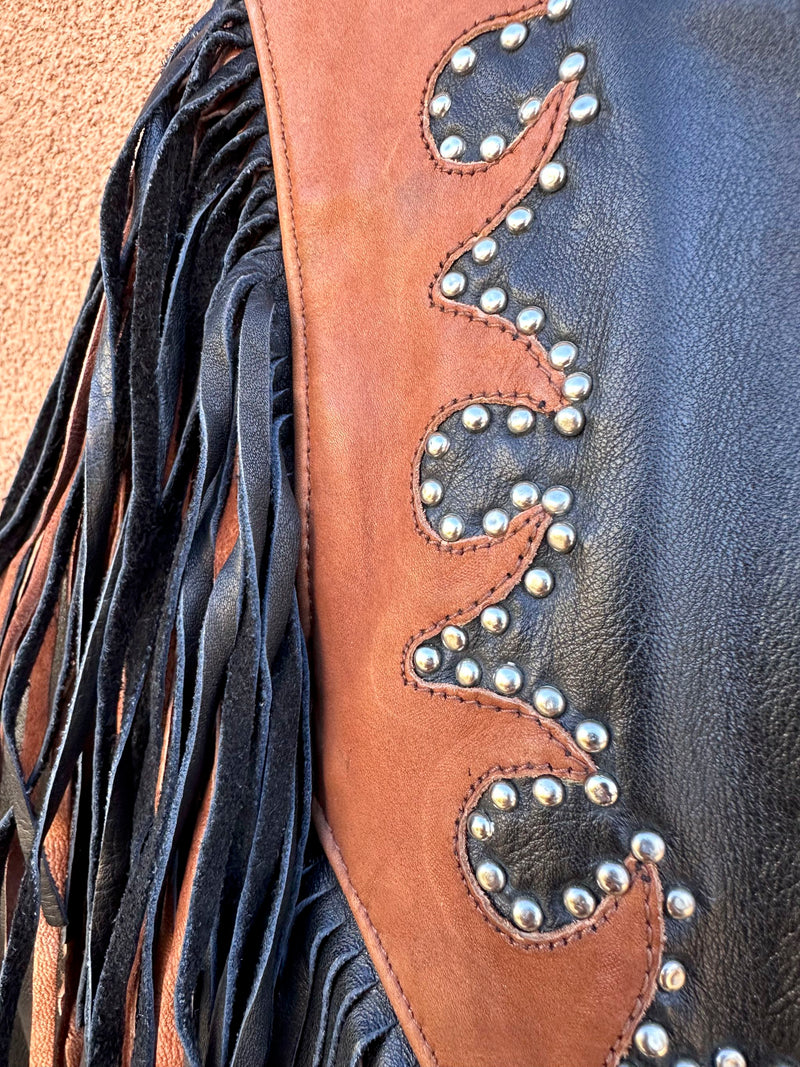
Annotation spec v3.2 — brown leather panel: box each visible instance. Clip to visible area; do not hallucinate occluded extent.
[246,1,664,1062]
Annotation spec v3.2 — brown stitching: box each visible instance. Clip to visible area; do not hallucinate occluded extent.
[315,803,441,1067]
[250,1,314,627]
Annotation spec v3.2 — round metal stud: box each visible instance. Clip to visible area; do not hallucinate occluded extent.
[455,657,482,687]
[666,887,696,920]
[442,625,467,652]
[413,645,440,674]
[554,405,585,436]
[558,51,587,82]
[489,780,518,810]
[674,1061,701,1067]
[440,270,467,299]
[541,485,573,515]
[596,860,631,896]
[548,340,578,370]
[480,287,508,314]
[533,684,566,718]
[505,206,533,233]
[516,306,545,334]
[524,567,554,598]
[715,1051,747,1067]
[506,406,535,434]
[471,237,497,264]
[500,21,528,51]
[451,45,477,74]
[532,775,564,806]
[439,514,465,542]
[634,1022,670,1059]
[482,509,510,537]
[468,810,494,841]
[426,432,450,457]
[631,830,666,864]
[480,134,506,162]
[511,481,540,510]
[462,404,491,432]
[518,96,542,124]
[538,161,567,192]
[562,371,593,401]
[547,521,577,553]
[546,0,573,20]
[476,860,506,893]
[481,605,509,634]
[584,773,619,807]
[439,135,467,161]
[570,92,600,125]
[429,92,452,119]
[420,479,444,505]
[512,897,543,932]
[494,664,523,696]
[575,720,609,753]
[563,885,595,918]
[658,959,687,992]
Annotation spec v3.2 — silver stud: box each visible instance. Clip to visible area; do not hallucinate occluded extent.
[546,0,573,20]
[471,237,497,264]
[413,645,440,674]
[450,45,477,74]
[440,270,467,298]
[564,885,595,918]
[442,625,467,651]
[468,810,494,841]
[715,1051,747,1067]
[500,21,528,51]
[539,161,567,192]
[439,514,465,542]
[674,1061,701,1067]
[532,776,565,806]
[584,773,619,807]
[548,340,578,370]
[596,860,631,896]
[524,567,554,598]
[439,135,467,161]
[490,780,518,810]
[426,432,450,457]
[420,479,444,506]
[570,92,600,125]
[494,663,523,695]
[575,720,609,753]
[480,134,506,162]
[455,657,482,687]
[554,405,585,436]
[475,860,506,893]
[562,371,593,401]
[511,481,540,510]
[634,1022,670,1059]
[533,684,566,718]
[483,509,510,537]
[480,287,508,314]
[658,958,687,992]
[666,887,696,920]
[429,92,452,119]
[631,830,666,864]
[547,521,577,553]
[461,404,490,432]
[518,96,542,124]
[516,306,545,335]
[481,605,509,634]
[506,407,535,435]
[541,485,573,515]
[558,51,587,82]
[512,897,543,932]
[505,206,533,233]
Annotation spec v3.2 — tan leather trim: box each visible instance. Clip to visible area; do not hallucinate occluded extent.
[247,0,664,1062]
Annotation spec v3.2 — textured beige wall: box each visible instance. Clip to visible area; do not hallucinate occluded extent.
[0,0,208,500]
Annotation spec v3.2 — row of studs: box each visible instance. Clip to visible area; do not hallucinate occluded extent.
[626,1038,752,1067]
